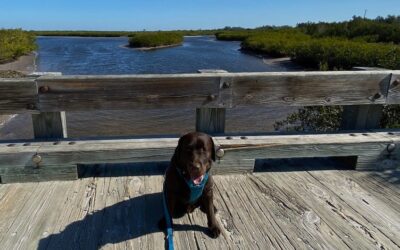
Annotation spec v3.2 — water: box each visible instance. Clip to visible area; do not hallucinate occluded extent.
[0,36,297,140]
[36,36,286,74]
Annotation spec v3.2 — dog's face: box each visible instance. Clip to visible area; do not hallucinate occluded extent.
[172,132,216,185]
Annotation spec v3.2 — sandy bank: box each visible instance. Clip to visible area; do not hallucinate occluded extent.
[0,52,36,137]
[0,52,37,74]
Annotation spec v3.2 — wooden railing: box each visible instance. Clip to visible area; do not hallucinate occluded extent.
[0,70,399,183]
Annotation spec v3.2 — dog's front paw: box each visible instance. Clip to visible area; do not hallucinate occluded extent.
[208,224,221,238]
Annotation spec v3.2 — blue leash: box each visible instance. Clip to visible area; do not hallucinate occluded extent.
[163,184,174,250]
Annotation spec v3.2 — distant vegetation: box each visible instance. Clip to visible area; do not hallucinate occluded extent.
[128,32,184,48]
[298,16,400,44]
[213,16,400,131]
[0,29,36,63]
[216,16,400,70]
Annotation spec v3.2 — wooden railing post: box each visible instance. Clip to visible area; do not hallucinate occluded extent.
[340,67,391,169]
[340,67,388,130]
[32,111,67,139]
[32,72,67,139]
[340,105,383,130]
[196,69,227,134]
[196,108,226,134]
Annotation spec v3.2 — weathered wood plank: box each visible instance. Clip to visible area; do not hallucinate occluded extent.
[32,111,68,139]
[0,164,77,183]
[258,170,399,249]
[1,71,400,115]
[196,108,226,134]
[1,182,53,249]
[308,170,400,247]
[36,74,222,111]
[348,170,400,210]
[32,71,400,113]
[10,182,71,250]
[231,71,393,107]
[0,132,397,181]
[0,78,38,114]
[340,105,383,130]
[245,174,351,249]
[0,183,38,242]
[387,73,400,104]
[341,67,387,130]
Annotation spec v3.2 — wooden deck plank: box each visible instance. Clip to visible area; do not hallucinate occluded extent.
[220,176,283,249]
[14,182,71,250]
[142,174,164,250]
[215,179,256,248]
[0,170,399,249]
[1,182,54,249]
[345,171,400,213]
[0,183,38,241]
[245,174,350,249]
[260,170,399,249]
[308,170,400,247]
[42,176,94,249]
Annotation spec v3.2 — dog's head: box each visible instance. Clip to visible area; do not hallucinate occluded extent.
[171,132,216,185]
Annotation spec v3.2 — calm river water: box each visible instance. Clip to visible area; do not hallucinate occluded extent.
[1,36,297,139]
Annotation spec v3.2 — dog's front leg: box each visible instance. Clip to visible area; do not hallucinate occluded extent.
[203,191,221,238]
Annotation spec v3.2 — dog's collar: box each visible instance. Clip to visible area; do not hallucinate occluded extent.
[175,168,209,204]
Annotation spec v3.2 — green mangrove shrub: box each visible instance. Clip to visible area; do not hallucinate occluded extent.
[0,29,37,63]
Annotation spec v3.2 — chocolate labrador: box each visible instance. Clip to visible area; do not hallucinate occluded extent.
[159,132,221,238]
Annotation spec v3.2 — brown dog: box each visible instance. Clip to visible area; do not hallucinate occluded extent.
[159,132,221,238]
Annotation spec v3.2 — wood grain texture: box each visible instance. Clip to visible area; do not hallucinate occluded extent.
[196,108,226,134]
[1,171,399,249]
[2,71,400,115]
[340,105,383,130]
[231,71,393,107]
[0,78,37,114]
[1,132,397,182]
[0,165,77,183]
[36,74,222,111]
[32,111,68,139]
[387,73,400,104]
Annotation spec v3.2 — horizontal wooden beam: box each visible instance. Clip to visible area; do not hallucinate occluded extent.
[0,78,37,114]
[0,131,398,182]
[1,71,400,114]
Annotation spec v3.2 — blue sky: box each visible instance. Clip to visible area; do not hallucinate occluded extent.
[1,0,399,31]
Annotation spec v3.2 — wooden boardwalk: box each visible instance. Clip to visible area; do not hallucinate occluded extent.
[0,164,399,250]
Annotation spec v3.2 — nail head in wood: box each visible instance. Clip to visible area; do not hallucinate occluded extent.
[216,148,225,158]
[222,82,230,89]
[208,94,216,101]
[27,103,35,110]
[373,93,381,100]
[32,154,42,165]
[39,86,50,93]
[387,143,396,153]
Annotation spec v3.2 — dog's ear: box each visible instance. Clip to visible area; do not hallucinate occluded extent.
[210,137,216,162]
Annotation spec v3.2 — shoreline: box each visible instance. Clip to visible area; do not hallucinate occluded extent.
[0,52,37,133]
[238,48,305,71]
[0,52,37,74]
